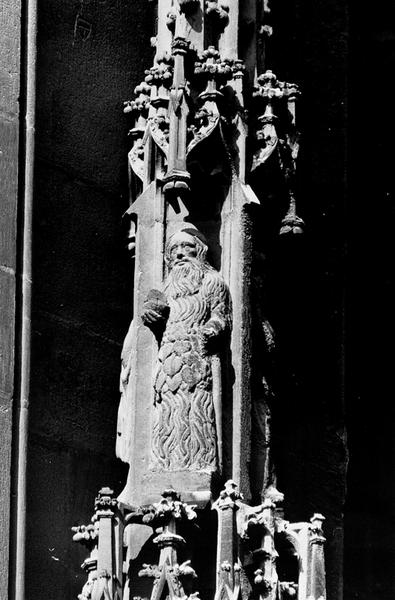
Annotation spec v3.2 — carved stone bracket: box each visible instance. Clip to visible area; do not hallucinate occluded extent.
[188,46,233,154]
[210,484,328,600]
[73,484,327,600]
[124,52,174,185]
[124,81,151,182]
[252,69,304,235]
[131,488,198,528]
[213,481,243,600]
[73,488,124,600]
[133,489,200,600]
[307,514,326,600]
[72,520,99,600]
[241,496,281,600]
[124,24,246,196]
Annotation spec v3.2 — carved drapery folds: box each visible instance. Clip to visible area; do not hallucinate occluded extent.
[75,0,327,599]
[142,229,232,473]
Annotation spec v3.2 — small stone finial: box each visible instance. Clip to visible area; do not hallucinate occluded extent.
[71,520,99,551]
[279,211,305,236]
[254,70,285,103]
[220,560,232,572]
[166,9,177,31]
[258,69,277,86]
[263,485,284,504]
[213,480,243,511]
[177,560,198,579]
[223,479,241,498]
[310,513,325,526]
[94,487,118,517]
[140,489,197,526]
[95,486,114,503]
[194,47,233,93]
[309,513,326,545]
[162,488,181,502]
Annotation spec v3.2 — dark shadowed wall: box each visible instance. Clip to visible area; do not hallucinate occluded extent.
[345,2,395,599]
[27,1,152,598]
[253,1,347,598]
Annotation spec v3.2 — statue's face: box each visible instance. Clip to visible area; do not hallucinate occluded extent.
[168,232,198,267]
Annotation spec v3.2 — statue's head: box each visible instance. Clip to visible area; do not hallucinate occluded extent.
[164,228,211,298]
[165,228,208,270]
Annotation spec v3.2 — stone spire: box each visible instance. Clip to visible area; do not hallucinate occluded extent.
[74,2,327,599]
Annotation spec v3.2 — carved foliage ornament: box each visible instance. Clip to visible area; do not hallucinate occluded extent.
[252,70,304,234]
[124,1,242,189]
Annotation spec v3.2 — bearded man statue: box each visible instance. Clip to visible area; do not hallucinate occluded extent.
[141,227,232,473]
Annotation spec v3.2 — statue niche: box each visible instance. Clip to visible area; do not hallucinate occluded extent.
[142,228,232,473]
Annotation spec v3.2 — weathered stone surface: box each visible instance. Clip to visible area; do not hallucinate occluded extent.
[25,1,154,599]
[118,228,232,504]
[117,1,263,508]
[21,1,349,600]
[0,0,21,595]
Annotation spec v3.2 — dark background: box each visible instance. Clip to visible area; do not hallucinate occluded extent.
[344,1,395,598]
[27,1,153,597]
[24,0,394,598]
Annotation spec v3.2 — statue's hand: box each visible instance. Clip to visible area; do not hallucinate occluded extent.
[141,307,163,325]
[201,326,217,340]
[141,289,169,328]
[201,320,222,346]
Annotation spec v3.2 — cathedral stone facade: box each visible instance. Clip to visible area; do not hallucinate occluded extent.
[2,1,388,600]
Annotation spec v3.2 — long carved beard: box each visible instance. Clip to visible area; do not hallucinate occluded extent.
[164,259,212,299]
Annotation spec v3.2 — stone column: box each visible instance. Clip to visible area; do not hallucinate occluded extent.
[94,487,124,600]
[0,1,24,597]
[213,480,241,593]
[307,514,326,600]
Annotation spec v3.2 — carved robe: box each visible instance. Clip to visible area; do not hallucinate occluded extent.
[150,267,231,472]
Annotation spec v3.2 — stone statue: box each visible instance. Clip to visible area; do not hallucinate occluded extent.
[141,227,232,473]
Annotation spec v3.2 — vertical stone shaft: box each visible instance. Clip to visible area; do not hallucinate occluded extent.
[232,65,247,182]
[308,515,326,600]
[119,181,165,505]
[260,502,278,599]
[214,482,241,589]
[218,0,238,59]
[284,523,309,599]
[221,182,258,497]
[0,0,22,595]
[217,506,237,587]
[187,0,205,53]
[216,3,260,498]
[158,517,179,566]
[95,488,123,599]
[239,0,258,79]
[156,0,172,58]
[164,14,189,184]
